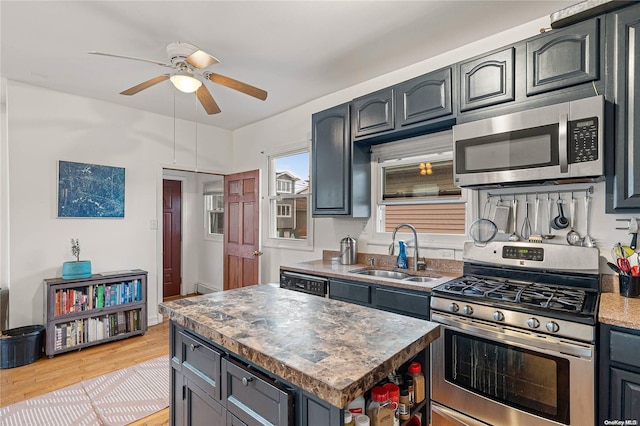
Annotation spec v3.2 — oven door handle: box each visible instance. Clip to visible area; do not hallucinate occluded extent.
[431,312,593,359]
[431,402,490,426]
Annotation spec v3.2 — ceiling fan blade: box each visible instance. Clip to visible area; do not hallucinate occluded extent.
[206,73,268,101]
[120,75,170,96]
[186,50,220,69]
[88,51,174,68]
[196,85,221,114]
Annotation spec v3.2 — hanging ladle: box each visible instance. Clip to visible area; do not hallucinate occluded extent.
[508,197,520,241]
[582,191,596,247]
[566,193,582,246]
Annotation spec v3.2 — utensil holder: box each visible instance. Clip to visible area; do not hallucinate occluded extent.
[619,275,640,298]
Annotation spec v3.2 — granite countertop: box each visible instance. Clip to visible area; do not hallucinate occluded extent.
[159,284,440,409]
[599,292,640,330]
[281,257,460,293]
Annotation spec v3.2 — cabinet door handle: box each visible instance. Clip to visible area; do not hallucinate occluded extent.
[242,377,253,386]
[190,343,200,351]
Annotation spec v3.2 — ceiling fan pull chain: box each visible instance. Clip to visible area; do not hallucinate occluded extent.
[173,89,177,165]
[194,95,199,173]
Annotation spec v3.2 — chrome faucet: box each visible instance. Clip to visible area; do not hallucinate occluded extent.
[390,223,424,271]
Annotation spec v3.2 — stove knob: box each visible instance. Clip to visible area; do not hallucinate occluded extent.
[462,305,474,315]
[449,303,459,313]
[546,321,560,333]
[493,311,505,322]
[527,318,540,329]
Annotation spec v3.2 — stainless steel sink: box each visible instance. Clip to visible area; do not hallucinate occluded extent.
[352,269,410,280]
[402,276,441,283]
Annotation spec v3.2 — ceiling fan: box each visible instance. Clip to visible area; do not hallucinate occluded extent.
[89,42,268,115]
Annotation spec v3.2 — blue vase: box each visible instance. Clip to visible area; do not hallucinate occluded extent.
[62,261,92,279]
[397,241,408,269]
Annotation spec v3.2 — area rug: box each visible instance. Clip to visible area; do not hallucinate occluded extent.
[0,356,169,426]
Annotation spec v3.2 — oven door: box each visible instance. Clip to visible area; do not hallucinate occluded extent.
[431,312,595,426]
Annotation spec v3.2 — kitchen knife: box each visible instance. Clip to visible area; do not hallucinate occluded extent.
[607,261,623,275]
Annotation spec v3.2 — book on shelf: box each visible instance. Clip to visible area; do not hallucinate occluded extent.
[96,285,104,308]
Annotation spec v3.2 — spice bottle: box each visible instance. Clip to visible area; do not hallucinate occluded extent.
[398,388,411,421]
[367,386,394,426]
[408,361,426,404]
[382,383,400,426]
[355,415,371,426]
[347,395,366,417]
[405,377,414,407]
[344,411,355,426]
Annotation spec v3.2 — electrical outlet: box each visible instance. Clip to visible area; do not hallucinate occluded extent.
[438,249,455,259]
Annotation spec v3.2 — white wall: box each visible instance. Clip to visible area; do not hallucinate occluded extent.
[233,16,638,283]
[3,82,232,328]
[198,174,224,291]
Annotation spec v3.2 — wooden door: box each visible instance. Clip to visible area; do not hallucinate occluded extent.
[163,179,182,297]
[224,170,260,290]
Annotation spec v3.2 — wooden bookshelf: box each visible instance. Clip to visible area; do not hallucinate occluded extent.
[43,270,147,357]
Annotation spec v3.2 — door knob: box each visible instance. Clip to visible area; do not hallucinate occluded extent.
[242,377,253,386]
[253,250,263,256]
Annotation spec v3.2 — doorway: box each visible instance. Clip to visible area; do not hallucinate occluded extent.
[162,179,182,298]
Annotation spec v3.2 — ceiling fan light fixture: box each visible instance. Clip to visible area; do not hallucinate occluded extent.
[170,73,202,93]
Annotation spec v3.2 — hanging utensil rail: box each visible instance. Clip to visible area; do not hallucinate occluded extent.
[486,186,594,200]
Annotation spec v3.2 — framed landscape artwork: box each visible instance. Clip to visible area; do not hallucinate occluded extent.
[57,161,125,218]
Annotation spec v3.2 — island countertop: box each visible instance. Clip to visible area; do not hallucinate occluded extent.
[159,284,440,409]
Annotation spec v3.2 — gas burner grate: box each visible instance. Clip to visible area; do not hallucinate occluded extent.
[438,275,588,313]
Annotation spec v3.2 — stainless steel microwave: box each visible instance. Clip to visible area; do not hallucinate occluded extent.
[453,95,604,188]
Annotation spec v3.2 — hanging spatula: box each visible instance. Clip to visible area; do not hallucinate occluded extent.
[629,218,638,250]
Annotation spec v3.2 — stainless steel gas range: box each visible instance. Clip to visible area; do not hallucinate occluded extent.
[430,241,600,426]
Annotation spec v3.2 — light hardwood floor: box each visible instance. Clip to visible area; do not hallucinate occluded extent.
[1,318,171,425]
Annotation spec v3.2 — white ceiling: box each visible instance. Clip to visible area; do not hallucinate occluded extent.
[1,1,576,130]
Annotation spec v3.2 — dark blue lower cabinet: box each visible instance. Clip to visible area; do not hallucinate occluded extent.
[599,324,640,424]
[184,376,226,426]
[222,358,294,426]
[227,411,248,426]
[172,321,346,426]
[300,390,342,426]
[329,279,373,307]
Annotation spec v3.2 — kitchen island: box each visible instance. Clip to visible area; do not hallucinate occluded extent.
[159,283,440,425]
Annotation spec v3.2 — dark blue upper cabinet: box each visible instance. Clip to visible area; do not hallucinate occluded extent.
[605,3,640,212]
[352,87,395,139]
[459,47,515,112]
[396,67,453,127]
[312,104,351,216]
[526,19,600,96]
[312,103,370,218]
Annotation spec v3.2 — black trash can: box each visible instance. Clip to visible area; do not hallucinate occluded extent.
[0,325,45,369]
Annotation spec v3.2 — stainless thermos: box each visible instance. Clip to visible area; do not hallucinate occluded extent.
[339,235,357,265]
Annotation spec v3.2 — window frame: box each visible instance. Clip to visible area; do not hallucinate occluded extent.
[369,131,475,251]
[262,142,314,251]
[204,191,224,242]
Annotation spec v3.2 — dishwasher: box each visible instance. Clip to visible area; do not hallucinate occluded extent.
[279,271,328,298]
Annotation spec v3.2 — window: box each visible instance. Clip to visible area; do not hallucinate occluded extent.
[264,145,312,247]
[277,204,292,217]
[204,192,224,236]
[276,179,292,194]
[372,131,469,245]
